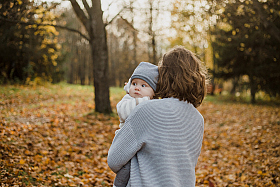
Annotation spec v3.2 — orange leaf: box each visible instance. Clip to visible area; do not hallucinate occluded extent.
[19,159,25,165]
[241,175,246,181]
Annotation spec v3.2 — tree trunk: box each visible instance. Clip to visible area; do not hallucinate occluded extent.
[80,54,86,85]
[149,0,157,64]
[230,77,239,95]
[152,32,157,65]
[90,41,111,113]
[91,0,111,113]
[130,0,137,73]
[210,76,215,95]
[70,0,112,113]
[249,76,257,104]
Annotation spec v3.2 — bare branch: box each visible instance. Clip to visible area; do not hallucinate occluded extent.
[119,16,138,31]
[0,16,90,41]
[45,2,60,12]
[69,0,90,33]
[108,0,119,8]
[82,0,91,16]
[104,0,119,22]
[105,7,125,26]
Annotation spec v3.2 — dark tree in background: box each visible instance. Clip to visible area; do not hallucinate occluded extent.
[212,0,280,103]
[0,0,63,84]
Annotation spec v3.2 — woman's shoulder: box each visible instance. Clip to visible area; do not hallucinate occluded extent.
[136,97,190,111]
[128,98,163,115]
[140,98,202,116]
[137,98,168,108]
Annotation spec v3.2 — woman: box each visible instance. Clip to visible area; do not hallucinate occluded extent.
[108,46,208,187]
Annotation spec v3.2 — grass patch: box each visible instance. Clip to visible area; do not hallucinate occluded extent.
[204,94,280,106]
[0,83,127,119]
[2,83,279,108]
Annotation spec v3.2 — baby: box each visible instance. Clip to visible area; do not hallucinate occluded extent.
[114,62,158,187]
[116,61,158,134]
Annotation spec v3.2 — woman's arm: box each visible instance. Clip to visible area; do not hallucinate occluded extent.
[108,100,153,173]
[107,124,142,173]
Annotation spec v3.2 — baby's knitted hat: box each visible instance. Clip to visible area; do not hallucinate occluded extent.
[130,62,158,91]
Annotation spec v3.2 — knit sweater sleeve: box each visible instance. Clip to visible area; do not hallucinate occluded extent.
[108,99,155,174]
[107,123,143,173]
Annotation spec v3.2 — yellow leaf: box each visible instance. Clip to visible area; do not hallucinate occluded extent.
[24,150,32,155]
[35,155,43,162]
[41,150,48,155]
[203,180,209,184]
[257,170,262,175]
[241,175,246,181]
[44,158,50,164]
[19,159,25,165]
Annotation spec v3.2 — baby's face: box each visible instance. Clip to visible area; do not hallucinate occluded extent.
[129,78,154,99]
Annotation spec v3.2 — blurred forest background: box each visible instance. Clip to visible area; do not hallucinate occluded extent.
[0,0,280,107]
[1,0,280,186]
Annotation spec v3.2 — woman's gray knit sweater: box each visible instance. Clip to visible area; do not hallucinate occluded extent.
[107,98,204,187]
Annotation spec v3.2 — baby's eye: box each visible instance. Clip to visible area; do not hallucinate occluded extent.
[142,84,146,87]
[132,82,136,86]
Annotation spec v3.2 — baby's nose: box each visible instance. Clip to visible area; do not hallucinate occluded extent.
[135,86,140,90]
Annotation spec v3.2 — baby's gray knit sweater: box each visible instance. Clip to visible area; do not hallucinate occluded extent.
[107,98,204,187]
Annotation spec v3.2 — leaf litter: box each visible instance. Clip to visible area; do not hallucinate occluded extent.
[0,85,279,186]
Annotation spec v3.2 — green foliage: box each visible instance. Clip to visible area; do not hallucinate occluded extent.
[0,0,64,84]
[205,93,280,106]
[212,0,280,98]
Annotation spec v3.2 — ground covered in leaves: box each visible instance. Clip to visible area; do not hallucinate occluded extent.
[0,84,279,186]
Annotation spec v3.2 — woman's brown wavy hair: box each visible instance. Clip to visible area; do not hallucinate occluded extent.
[154,46,208,108]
